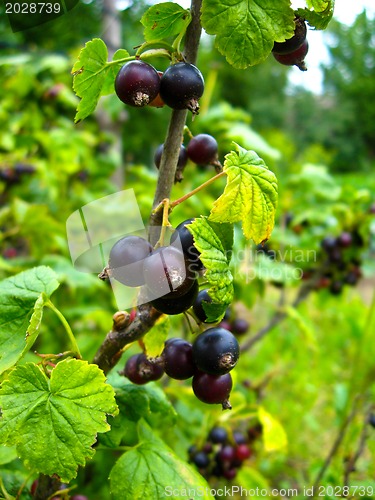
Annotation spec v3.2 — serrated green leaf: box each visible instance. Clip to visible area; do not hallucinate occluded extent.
[187,218,234,322]
[141,2,191,41]
[258,406,287,452]
[0,266,60,374]
[297,0,334,30]
[115,382,177,425]
[201,0,294,68]
[0,360,118,482]
[110,422,214,500]
[144,316,170,358]
[209,143,278,244]
[72,38,129,122]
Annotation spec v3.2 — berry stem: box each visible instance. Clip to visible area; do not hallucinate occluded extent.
[44,300,82,359]
[170,171,226,209]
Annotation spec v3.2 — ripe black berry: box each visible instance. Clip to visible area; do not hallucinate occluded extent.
[273,39,309,71]
[209,426,228,444]
[337,232,352,248]
[171,218,204,272]
[143,246,196,298]
[219,445,236,463]
[123,353,164,384]
[192,327,240,375]
[187,134,218,165]
[193,451,210,468]
[108,235,152,287]
[192,289,216,323]
[115,60,160,107]
[330,280,343,296]
[159,62,204,114]
[150,279,198,315]
[368,413,375,428]
[162,338,196,379]
[231,318,249,335]
[192,371,232,408]
[273,17,307,55]
[154,143,188,170]
[321,236,337,253]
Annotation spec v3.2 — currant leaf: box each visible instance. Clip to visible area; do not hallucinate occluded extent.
[201,0,294,68]
[258,406,288,452]
[0,360,118,482]
[72,38,130,122]
[141,2,191,41]
[187,217,234,322]
[0,266,59,374]
[144,316,170,358]
[209,143,278,244]
[110,422,214,500]
[297,0,335,30]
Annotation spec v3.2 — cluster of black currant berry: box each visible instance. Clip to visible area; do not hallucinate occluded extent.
[0,162,35,186]
[303,230,364,295]
[114,60,204,114]
[30,479,88,499]
[121,328,239,409]
[188,424,262,480]
[154,132,219,181]
[272,16,308,71]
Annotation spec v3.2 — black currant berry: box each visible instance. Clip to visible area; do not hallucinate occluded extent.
[115,60,160,107]
[330,280,343,296]
[187,134,218,165]
[159,62,204,114]
[233,431,247,445]
[344,270,360,286]
[162,338,196,379]
[231,318,249,335]
[273,39,309,71]
[273,17,307,55]
[234,444,252,460]
[193,451,210,468]
[337,232,352,248]
[321,236,337,253]
[108,235,152,287]
[223,468,237,480]
[154,144,188,170]
[192,327,240,375]
[192,289,216,323]
[150,279,198,315]
[368,413,375,428]
[143,246,196,298]
[192,371,232,408]
[218,445,236,464]
[171,218,204,272]
[123,353,164,385]
[209,426,228,444]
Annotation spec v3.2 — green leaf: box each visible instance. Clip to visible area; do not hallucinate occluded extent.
[0,360,118,482]
[258,406,287,452]
[101,49,130,96]
[141,2,191,41]
[72,38,129,122]
[114,382,177,426]
[110,422,214,500]
[188,218,234,322]
[201,0,294,68]
[144,316,170,358]
[209,143,278,244]
[297,0,335,30]
[0,266,60,374]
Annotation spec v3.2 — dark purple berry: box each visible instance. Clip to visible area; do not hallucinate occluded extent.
[218,445,236,463]
[187,134,218,165]
[143,246,196,298]
[159,62,204,114]
[192,289,216,323]
[230,318,249,335]
[219,320,232,331]
[233,431,247,445]
[115,60,160,107]
[273,17,307,55]
[209,426,228,444]
[273,39,309,71]
[154,144,188,170]
[321,236,338,253]
[223,468,237,480]
[150,279,198,315]
[171,218,203,271]
[192,371,232,408]
[330,280,343,296]
[123,353,164,385]
[162,338,196,379]
[193,451,210,468]
[192,327,240,375]
[368,413,375,428]
[337,232,352,248]
[108,236,152,287]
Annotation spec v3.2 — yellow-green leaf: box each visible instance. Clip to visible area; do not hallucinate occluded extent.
[258,406,287,452]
